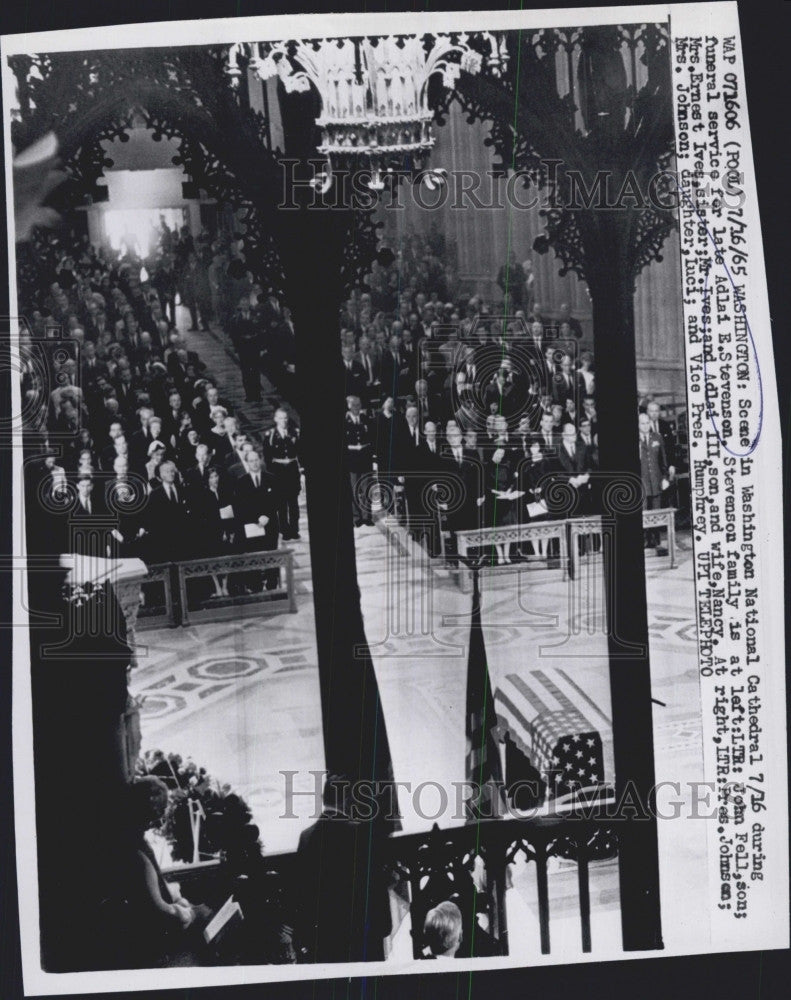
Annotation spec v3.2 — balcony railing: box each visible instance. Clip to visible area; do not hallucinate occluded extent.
[134,549,298,629]
[158,804,618,963]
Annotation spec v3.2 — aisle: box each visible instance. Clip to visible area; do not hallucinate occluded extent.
[175,304,296,442]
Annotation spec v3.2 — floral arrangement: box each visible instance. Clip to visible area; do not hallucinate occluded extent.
[136,749,263,869]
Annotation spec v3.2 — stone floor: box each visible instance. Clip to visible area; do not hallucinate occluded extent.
[130,306,707,961]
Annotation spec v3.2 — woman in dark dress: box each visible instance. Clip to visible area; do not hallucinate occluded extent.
[193,467,234,596]
[521,440,553,519]
[114,777,211,967]
[517,439,553,559]
[483,440,518,565]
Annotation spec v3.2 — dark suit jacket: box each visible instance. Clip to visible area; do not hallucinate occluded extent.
[373,413,398,474]
[394,422,424,474]
[380,349,411,399]
[640,432,668,497]
[556,440,590,475]
[555,439,593,515]
[130,427,154,471]
[354,350,381,387]
[530,428,562,462]
[342,360,367,401]
[483,380,520,419]
[439,446,484,530]
[552,370,578,406]
[234,472,279,550]
[142,482,190,561]
[184,463,215,498]
[81,358,108,387]
[295,811,391,964]
[208,430,234,465]
[650,417,677,468]
[189,483,235,556]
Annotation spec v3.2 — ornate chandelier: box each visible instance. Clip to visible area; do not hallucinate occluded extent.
[227,33,508,189]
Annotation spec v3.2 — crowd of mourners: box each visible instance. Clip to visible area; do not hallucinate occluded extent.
[21,220,301,594]
[339,236,598,564]
[339,234,681,563]
[17,218,682,967]
[19,218,680,581]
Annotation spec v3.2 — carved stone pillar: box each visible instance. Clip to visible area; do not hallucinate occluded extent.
[110,560,148,779]
[61,554,149,779]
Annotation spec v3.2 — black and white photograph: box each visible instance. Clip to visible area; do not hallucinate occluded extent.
[1,3,787,994]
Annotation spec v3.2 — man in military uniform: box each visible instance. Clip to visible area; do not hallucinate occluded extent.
[263,407,302,541]
[345,395,374,528]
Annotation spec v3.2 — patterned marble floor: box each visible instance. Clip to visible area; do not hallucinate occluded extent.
[131,516,703,957]
[130,306,706,958]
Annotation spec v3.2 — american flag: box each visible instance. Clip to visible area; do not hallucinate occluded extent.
[465,570,507,821]
[494,670,606,796]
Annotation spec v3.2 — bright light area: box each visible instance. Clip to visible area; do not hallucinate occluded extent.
[103,207,186,256]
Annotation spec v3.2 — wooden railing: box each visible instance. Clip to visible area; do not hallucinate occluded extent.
[135,549,297,630]
[158,807,618,962]
[136,562,176,629]
[449,508,677,590]
[176,549,296,625]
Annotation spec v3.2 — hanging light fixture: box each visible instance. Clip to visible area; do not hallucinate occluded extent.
[227,33,508,189]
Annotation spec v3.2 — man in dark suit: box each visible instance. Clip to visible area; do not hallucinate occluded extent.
[527,319,545,360]
[554,422,592,517]
[67,474,111,558]
[395,404,427,536]
[224,431,251,477]
[234,450,280,590]
[639,411,669,549]
[439,425,484,564]
[166,347,190,392]
[345,396,374,528]
[113,368,137,420]
[354,335,381,407]
[483,366,520,423]
[417,421,444,554]
[80,340,108,388]
[161,389,186,451]
[532,411,561,463]
[294,774,391,964]
[400,326,419,381]
[183,443,215,497]
[542,346,559,401]
[341,344,367,403]
[105,455,146,559]
[582,396,599,441]
[413,378,441,430]
[229,296,263,402]
[552,353,577,406]
[142,460,189,563]
[578,418,598,469]
[645,400,677,486]
[129,407,154,472]
[380,334,411,402]
[120,317,143,360]
[558,302,584,340]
